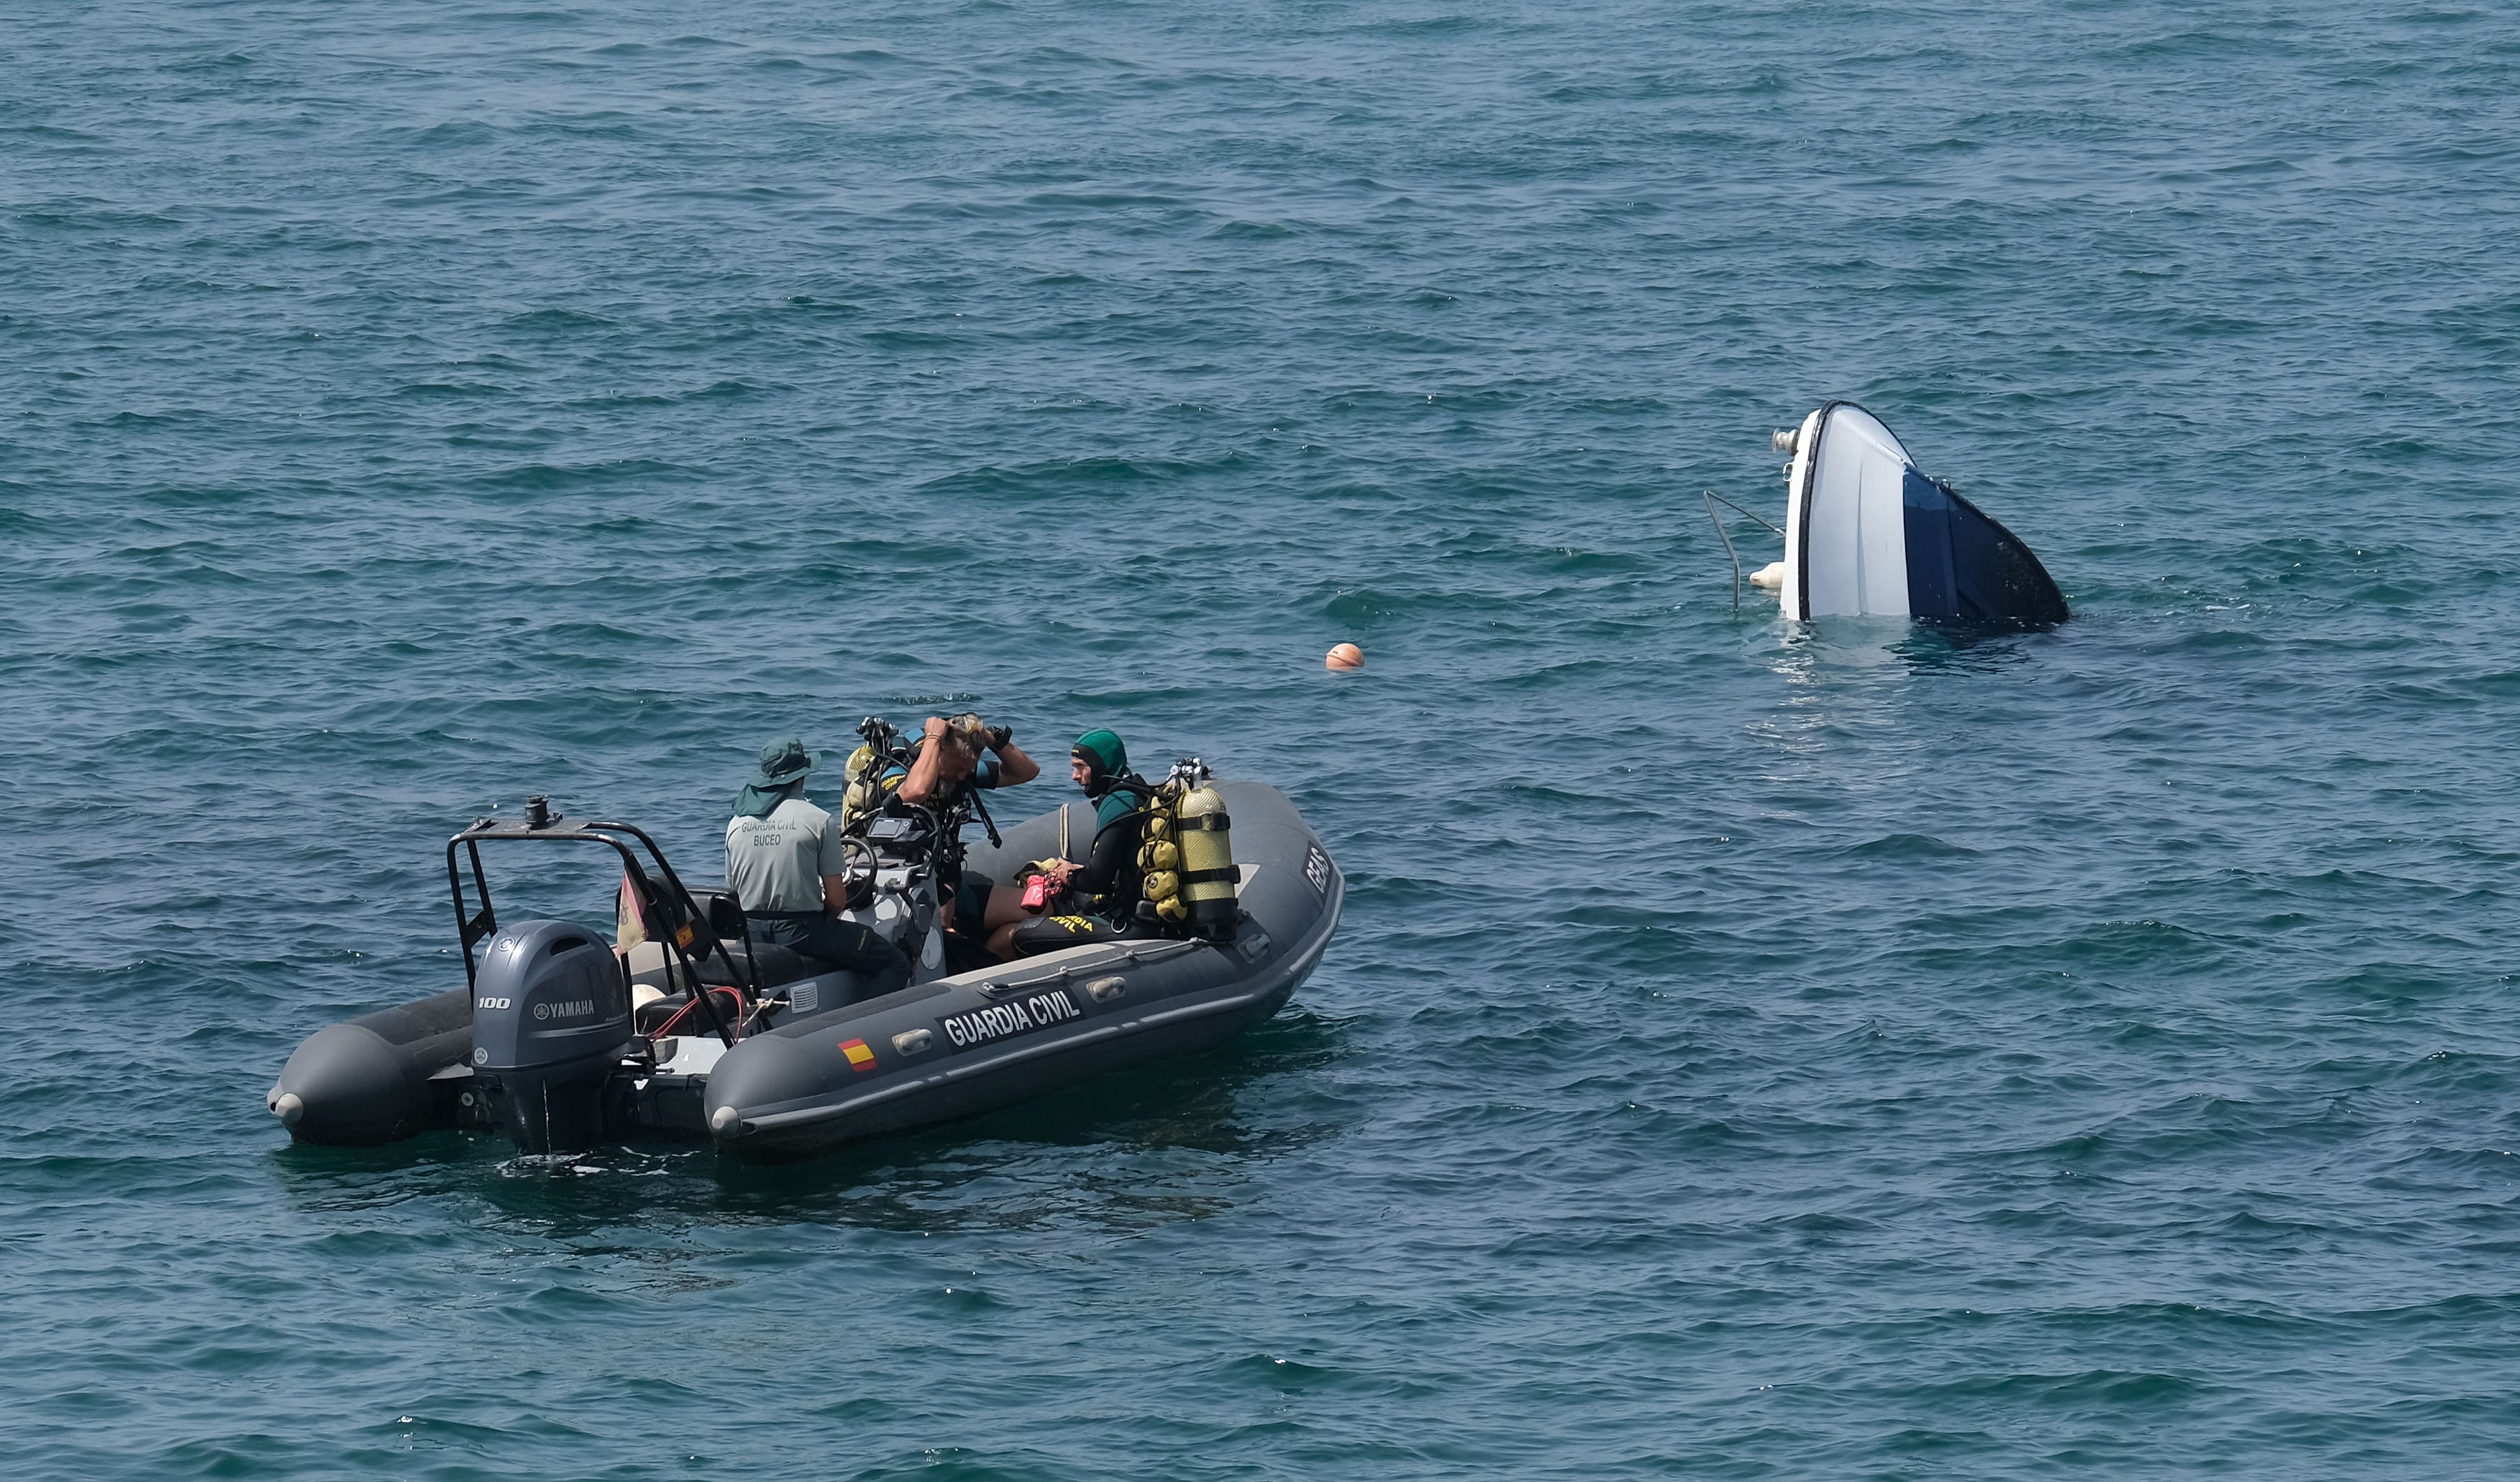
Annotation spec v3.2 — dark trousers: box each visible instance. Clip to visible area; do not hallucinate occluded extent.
[749,912,910,999]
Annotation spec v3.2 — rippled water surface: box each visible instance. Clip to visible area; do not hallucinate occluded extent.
[8,1,2520,1476]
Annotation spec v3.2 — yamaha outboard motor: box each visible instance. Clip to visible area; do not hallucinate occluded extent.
[469,919,633,1153]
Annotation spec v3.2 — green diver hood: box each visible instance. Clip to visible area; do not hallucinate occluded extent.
[1071,728,1128,788]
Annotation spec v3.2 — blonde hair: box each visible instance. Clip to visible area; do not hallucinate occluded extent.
[943,713,988,755]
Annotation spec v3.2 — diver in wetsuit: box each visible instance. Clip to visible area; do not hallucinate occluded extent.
[884,713,1042,940]
[988,728,1152,959]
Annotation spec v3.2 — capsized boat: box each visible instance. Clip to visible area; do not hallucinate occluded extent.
[1757,401,2068,624]
[267,770,1342,1162]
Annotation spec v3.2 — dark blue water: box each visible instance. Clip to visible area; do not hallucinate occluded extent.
[8,1,2520,1475]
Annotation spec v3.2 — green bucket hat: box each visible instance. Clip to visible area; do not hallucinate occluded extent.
[1072,728,1128,777]
[752,737,816,788]
[733,738,815,819]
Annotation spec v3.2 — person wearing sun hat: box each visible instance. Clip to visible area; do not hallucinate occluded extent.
[724,737,907,997]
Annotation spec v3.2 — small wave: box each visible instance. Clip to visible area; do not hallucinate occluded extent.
[498,307,615,332]
[1838,832,1979,860]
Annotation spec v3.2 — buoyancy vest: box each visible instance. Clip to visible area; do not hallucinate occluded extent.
[1062,779,1150,920]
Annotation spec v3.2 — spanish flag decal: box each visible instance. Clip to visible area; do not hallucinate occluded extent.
[840,1038,877,1073]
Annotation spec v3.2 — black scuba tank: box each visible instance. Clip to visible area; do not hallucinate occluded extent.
[469,919,633,1153]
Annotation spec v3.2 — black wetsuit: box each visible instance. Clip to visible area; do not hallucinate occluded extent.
[1006,780,1152,955]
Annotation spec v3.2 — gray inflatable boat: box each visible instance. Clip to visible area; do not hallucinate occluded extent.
[267,777,1342,1162]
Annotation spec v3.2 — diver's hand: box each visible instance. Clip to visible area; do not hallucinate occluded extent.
[986,725,1013,752]
[922,716,948,742]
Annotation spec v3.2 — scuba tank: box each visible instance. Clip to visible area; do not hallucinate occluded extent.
[839,717,907,832]
[1136,760,1238,943]
[839,743,885,831]
[1173,775,1238,942]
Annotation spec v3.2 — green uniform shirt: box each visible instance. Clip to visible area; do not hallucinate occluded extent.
[724,795,850,914]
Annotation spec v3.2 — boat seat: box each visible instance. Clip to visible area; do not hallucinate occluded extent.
[625,938,821,991]
[696,940,819,989]
[673,888,828,990]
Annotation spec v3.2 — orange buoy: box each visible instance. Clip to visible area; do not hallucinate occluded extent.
[1325,643,1364,670]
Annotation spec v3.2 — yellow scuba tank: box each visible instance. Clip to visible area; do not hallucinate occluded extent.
[837,743,881,830]
[840,742,911,832]
[1171,775,1238,942]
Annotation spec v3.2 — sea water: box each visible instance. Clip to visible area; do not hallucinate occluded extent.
[6,1,2520,1476]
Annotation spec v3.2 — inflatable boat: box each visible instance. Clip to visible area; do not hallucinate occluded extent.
[1738,402,2068,625]
[267,770,1342,1162]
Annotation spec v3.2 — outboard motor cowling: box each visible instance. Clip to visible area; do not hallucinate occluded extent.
[470,919,633,1152]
